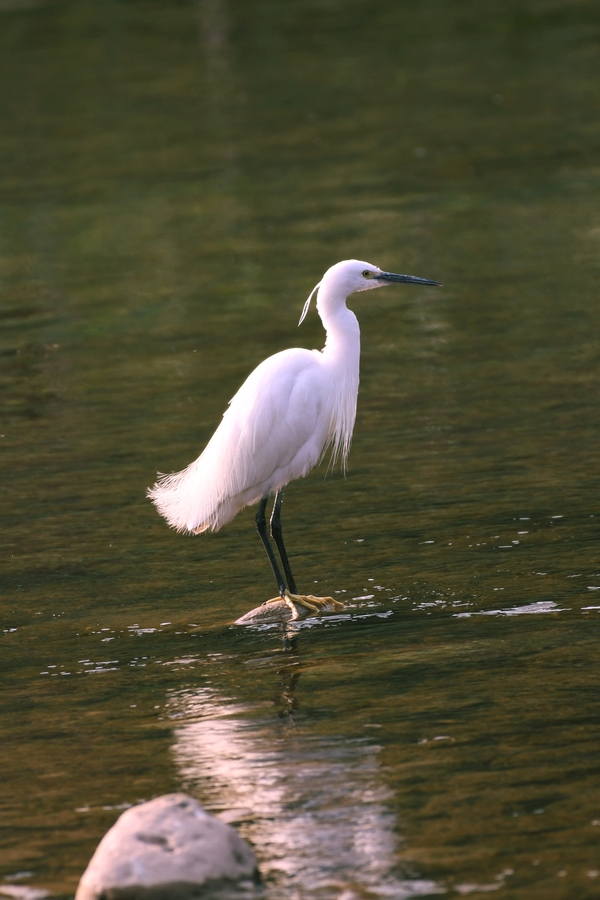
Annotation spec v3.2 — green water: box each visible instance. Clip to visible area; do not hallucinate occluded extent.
[2,0,600,897]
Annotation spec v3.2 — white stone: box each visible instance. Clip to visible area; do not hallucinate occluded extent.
[75,793,259,900]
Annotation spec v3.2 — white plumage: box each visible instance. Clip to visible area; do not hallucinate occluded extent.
[148,343,351,533]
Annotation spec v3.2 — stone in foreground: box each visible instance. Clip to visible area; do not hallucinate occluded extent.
[235,596,341,625]
[75,793,259,900]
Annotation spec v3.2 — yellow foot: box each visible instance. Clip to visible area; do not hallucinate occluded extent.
[266,590,344,621]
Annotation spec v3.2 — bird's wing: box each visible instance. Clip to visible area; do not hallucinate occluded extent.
[148,348,331,534]
[219,347,329,498]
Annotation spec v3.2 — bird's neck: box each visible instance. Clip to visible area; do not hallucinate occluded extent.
[316,284,361,470]
[317,287,361,365]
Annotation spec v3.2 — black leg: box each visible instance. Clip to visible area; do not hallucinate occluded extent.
[270,489,299,595]
[255,495,286,597]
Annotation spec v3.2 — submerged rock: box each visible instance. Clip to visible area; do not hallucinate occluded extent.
[235,596,341,626]
[235,598,305,625]
[75,793,259,900]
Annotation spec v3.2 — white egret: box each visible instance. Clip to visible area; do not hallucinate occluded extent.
[148,259,441,618]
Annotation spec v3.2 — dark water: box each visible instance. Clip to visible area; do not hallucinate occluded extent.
[2,1,600,897]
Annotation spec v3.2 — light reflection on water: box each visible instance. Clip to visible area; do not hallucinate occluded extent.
[453,600,569,618]
[170,686,442,899]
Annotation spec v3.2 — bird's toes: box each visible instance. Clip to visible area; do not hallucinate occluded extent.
[285,591,344,614]
[306,593,344,610]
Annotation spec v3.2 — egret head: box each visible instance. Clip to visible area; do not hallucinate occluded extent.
[327,258,441,295]
[299,259,441,325]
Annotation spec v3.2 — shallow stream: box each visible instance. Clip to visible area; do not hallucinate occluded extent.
[2,1,600,898]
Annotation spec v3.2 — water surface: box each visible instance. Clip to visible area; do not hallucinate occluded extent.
[2,1,600,898]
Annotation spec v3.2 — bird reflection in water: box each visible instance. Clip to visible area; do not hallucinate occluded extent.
[169,681,442,899]
[273,665,301,719]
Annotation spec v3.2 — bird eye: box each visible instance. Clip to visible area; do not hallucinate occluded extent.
[362,270,373,279]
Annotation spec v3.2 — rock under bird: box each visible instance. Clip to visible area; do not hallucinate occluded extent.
[148,259,441,618]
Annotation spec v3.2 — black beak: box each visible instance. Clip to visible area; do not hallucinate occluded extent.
[375,271,442,286]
